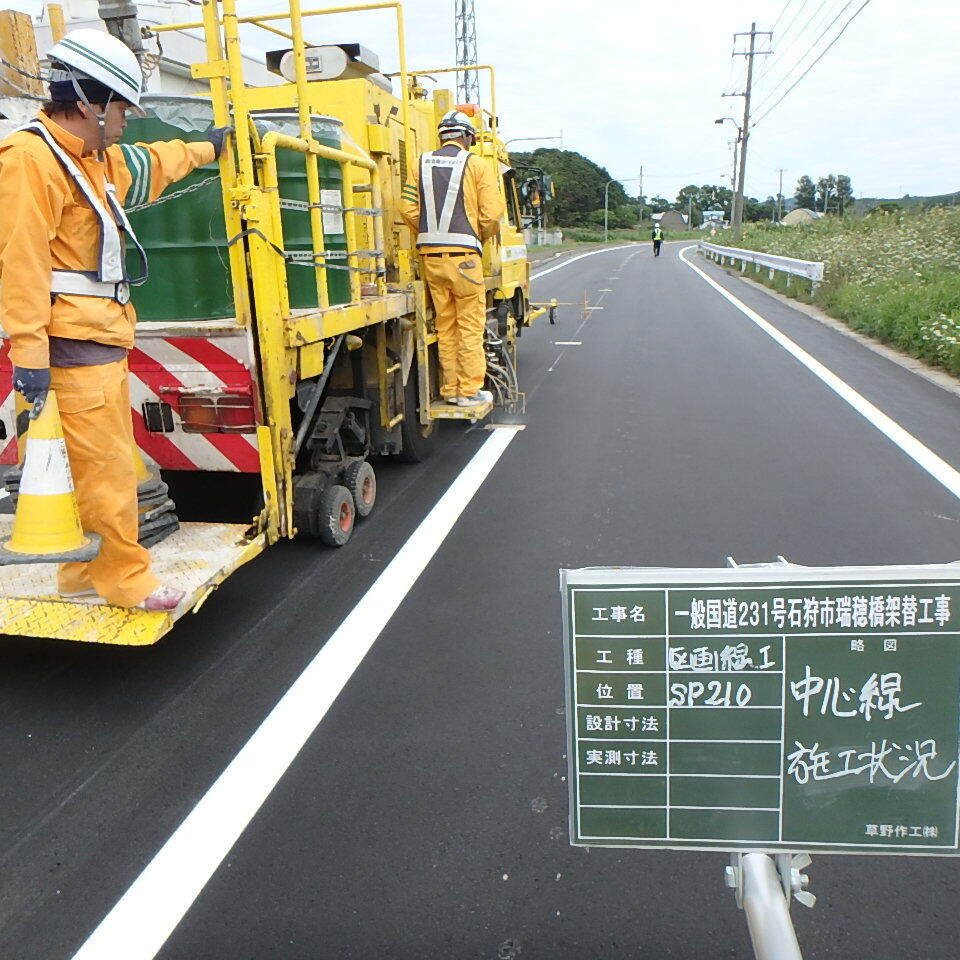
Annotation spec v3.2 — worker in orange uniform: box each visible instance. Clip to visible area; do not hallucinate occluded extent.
[0,29,231,611]
[400,110,505,407]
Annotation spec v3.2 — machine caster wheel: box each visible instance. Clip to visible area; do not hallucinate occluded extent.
[293,472,326,538]
[319,484,355,547]
[344,461,376,518]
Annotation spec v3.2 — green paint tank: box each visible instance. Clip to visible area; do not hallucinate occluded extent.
[122,96,349,322]
[254,111,350,309]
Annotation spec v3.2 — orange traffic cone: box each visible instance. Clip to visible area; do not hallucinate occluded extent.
[14,390,30,463]
[0,391,101,565]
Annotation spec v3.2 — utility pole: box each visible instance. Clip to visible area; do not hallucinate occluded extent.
[776,167,784,222]
[731,142,738,215]
[725,23,771,237]
[454,0,480,103]
[638,165,643,224]
[604,176,642,242]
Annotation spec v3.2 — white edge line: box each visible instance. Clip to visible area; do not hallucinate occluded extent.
[678,244,960,503]
[531,244,634,280]
[71,427,518,960]
[0,488,8,500]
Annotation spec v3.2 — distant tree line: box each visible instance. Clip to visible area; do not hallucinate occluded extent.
[793,174,854,215]
[510,147,786,228]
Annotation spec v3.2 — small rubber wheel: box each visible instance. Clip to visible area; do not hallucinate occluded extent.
[319,484,355,547]
[344,460,376,518]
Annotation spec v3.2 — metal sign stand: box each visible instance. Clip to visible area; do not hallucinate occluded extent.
[562,556,960,958]
[721,558,814,960]
[724,851,815,960]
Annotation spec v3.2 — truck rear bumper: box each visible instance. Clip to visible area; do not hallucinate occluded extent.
[0,518,265,645]
[0,323,261,473]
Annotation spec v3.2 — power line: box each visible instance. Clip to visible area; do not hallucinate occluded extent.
[773,0,814,50]
[770,0,798,33]
[752,0,873,125]
[753,0,855,114]
[723,51,748,97]
[755,0,837,89]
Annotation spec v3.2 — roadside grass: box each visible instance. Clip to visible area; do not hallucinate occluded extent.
[714,207,960,377]
[562,226,704,243]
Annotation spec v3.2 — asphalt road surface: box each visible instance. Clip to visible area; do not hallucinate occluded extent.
[3,240,960,959]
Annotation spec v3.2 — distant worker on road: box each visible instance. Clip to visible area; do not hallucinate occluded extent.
[400,110,505,408]
[652,221,664,257]
[0,29,231,611]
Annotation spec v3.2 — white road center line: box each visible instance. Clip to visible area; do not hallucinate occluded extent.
[71,427,519,960]
[679,244,960,502]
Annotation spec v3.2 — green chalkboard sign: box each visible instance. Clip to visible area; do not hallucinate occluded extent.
[560,563,960,855]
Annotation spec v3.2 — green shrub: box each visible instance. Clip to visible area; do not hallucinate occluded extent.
[715,208,960,376]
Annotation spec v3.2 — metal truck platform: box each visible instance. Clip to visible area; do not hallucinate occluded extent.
[0,520,264,645]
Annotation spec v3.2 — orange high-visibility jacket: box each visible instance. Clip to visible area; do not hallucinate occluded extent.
[399,142,504,253]
[0,110,216,369]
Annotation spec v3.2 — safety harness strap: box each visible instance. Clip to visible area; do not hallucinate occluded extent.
[50,268,130,304]
[19,121,148,288]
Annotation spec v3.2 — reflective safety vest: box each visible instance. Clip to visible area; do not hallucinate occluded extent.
[416,145,482,252]
[653,226,663,240]
[19,120,148,304]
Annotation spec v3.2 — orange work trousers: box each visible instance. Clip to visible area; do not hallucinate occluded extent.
[421,252,487,398]
[52,359,160,607]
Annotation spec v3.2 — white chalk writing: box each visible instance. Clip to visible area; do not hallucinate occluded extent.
[786,739,957,785]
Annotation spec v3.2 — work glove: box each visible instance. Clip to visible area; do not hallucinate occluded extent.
[13,366,50,418]
[206,125,234,160]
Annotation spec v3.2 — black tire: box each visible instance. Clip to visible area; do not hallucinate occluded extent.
[318,484,355,547]
[293,472,327,538]
[397,361,438,463]
[495,298,511,339]
[344,460,376,518]
[511,288,527,329]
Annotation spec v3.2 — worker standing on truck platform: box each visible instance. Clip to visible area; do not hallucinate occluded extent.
[0,29,231,611]
[652,222,664,257]
[400,110,505,408]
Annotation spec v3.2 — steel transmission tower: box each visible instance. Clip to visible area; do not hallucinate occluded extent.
[454,0,480,103]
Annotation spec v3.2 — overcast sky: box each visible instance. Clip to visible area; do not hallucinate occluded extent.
[15,0,959,202]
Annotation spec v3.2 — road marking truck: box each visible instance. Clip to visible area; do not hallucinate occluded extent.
[0,0,540,644]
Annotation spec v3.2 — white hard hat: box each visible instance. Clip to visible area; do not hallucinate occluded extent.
[47,28,144,109]
[438,110,475,140]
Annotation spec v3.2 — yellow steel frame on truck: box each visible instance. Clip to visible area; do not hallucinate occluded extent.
[155,0,417,545]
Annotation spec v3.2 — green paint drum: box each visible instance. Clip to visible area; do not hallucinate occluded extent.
[255,111,350,309]
[122,96,349,322]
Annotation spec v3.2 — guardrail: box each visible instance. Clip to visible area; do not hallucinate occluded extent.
[699,241,824,292]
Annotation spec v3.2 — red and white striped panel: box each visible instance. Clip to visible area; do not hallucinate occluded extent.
[130,333,260,473]
[0,332,261,473]
[0,339,15,465]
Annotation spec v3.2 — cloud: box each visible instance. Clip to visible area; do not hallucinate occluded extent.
[10,0,957,202]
